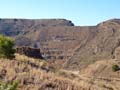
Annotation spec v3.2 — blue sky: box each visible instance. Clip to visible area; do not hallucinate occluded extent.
[0,0,120,26]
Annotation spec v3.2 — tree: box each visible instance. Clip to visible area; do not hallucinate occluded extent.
[0,35,15,59]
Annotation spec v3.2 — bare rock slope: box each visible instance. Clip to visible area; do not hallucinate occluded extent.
[1,18,120,70]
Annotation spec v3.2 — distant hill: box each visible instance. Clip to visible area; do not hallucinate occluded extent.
[1,18,120,70]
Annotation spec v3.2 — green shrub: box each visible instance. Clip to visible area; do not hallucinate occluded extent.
[0,80,19,90]
[112,64,119,72]
[0,35,15,59]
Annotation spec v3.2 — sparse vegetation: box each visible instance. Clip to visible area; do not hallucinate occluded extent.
[0,81,19,90]
[112,64,119,72]
[0,54,81,90]
[0,35,15,59]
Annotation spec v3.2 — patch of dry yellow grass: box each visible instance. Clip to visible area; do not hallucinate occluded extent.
[0,54,83,90]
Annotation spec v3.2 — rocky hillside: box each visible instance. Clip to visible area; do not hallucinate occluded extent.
[0,54,83,90]
[65,19,120,70]
[1,54,120,90]
[1,18,120,70]
[0,18,74,37]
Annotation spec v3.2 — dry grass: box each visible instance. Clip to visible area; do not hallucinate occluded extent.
[0,54,82,90]
[1,54,119,90]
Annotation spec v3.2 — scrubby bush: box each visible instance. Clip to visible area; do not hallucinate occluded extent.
[0,80,19,90]
[112,64,119,72]
[0,35,15,59]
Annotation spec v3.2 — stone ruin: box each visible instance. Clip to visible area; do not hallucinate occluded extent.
[15,46,43,59]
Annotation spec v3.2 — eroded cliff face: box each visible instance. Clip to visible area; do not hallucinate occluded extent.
[1,18,120,70]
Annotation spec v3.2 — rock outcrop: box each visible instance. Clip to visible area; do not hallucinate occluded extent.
[16,47,43,59]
